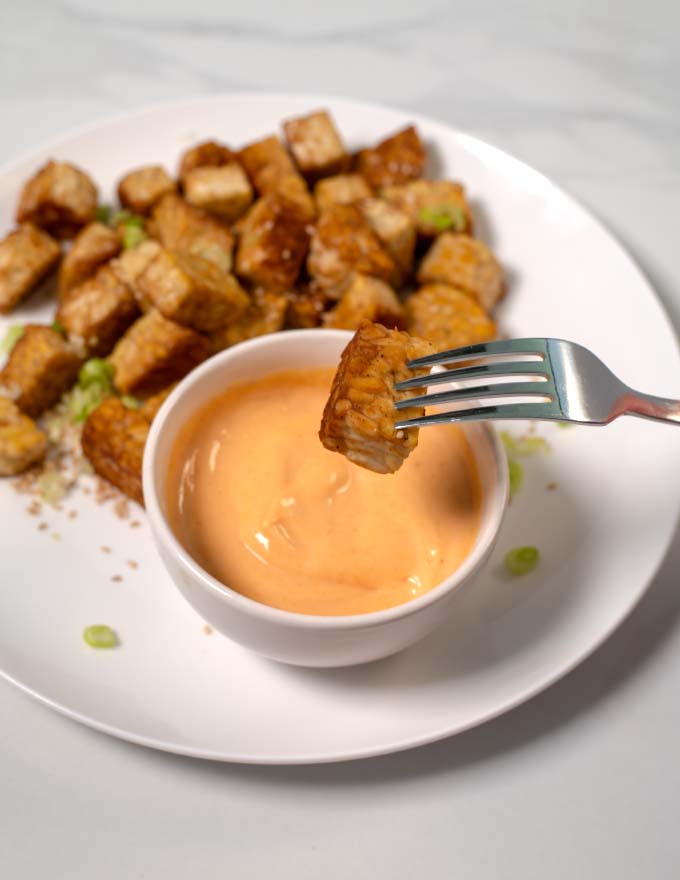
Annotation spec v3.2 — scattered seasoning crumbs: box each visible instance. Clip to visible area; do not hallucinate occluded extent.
[114,498,130,520]
[111,575,123,583]
[130,520,141,529]
[126,560,138,570]
[203,625,213,636]
[51,533,61,541]
[546,482,558,491]
[100,545,112,554]
[68,510,78,519]
[27,500,42,516]
[38,522,49,531]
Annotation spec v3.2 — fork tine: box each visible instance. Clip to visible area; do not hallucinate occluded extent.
[406,337,549,369]
[395,401,560,429]
[394,381,554,411]
[395,359,550,391]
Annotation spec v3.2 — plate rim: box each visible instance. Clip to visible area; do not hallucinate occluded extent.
[2,91,679,764]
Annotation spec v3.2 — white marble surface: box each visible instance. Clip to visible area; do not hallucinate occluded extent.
[2,1,680,876]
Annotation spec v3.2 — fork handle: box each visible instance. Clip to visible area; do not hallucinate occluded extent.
[621,390,680,424]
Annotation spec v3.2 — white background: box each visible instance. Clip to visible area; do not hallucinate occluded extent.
[1,1,680,876]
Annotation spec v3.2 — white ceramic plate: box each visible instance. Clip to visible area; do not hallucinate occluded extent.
[1,94,679,764]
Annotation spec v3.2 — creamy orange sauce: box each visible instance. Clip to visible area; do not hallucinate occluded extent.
[167,367,482,616]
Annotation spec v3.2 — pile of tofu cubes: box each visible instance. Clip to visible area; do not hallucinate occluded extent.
[0,109,504,499]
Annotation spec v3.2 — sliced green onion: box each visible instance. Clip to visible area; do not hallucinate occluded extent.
[83,625,118,649]
[121,394,141,409]
[65,384,107,423]
[500,431,550,457]
[95,204,112,225]
[121,223,147,250]
[418,204,466,233]
[0,324,24,355]
[110,209,132,227]
[51,319,66,336]
[78,358,114,390]
[504,546,540,576]
[556,421,572,429]
[508,459,523,498]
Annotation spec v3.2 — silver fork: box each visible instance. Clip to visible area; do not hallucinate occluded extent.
[394,338,680,429]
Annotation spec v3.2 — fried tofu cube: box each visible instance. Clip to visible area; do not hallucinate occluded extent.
[209,290,288,352]
[108,310,209,396]
[58,222,121,298]
[117,166,176,215]
[314,174,372,211]
[356,126,426,190]
[239,135,297,187]
[0,325,81,418]
[183,163,253,222]
[307,203,396,294]
[359,197,416,281]
[235,195,310,292]
[56,265,140,356]
[323,274,405,331]
[283,110,349,181]
[150,194,234,274]
[406,283,496,350]
[0,223,60,313]
[0,397,47,476]
[417,234,504,311]
[382,180,473,237]
[238,136,315,218]
[283,287,330,328]
[110,239,163,311]
[139,385,176,422]
[17,160,97,238]
[81,398,149,504]
[137,249,248,332]
[319,321,434,474]
[178,140,235,186]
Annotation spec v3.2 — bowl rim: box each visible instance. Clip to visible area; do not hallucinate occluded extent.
[142,328,509,631]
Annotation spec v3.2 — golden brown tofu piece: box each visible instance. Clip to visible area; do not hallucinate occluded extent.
[56,265,139,356]
[108,310,209,396]
[283,110,349,181]
[283,287,330,328]
[323,274,405,331]
[235,195,310,292]
[178,140,235,186]
[150,194,234,274]
[307,203,396,294]
[0,325,81,418]
[17,160,97,238]
[314,174,372,211]
[406,283,496,350]
[58,222,121,298]
[81,398,149,505]
[139,384,176,422]
[0,397,47,476]
[382,180,473,237]
[238,136,315,218]
[359,197,416,282]
[0,223,60,313]
[110,239,163,311]
[184,163,253,222]
[356,126,425,190]
[417,234,504,311]
[117,166,176,215]
[137,249,248,332]
[320,320,434,474]
[209,290,288,352]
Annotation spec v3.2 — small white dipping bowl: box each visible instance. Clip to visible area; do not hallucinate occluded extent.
[143,329,508,667]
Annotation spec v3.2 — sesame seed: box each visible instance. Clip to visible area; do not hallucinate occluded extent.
[126,560,139,570]
[38,522,49,531]
[111,575,123,583]
[100,545,112,554]
[203,625,213,636]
